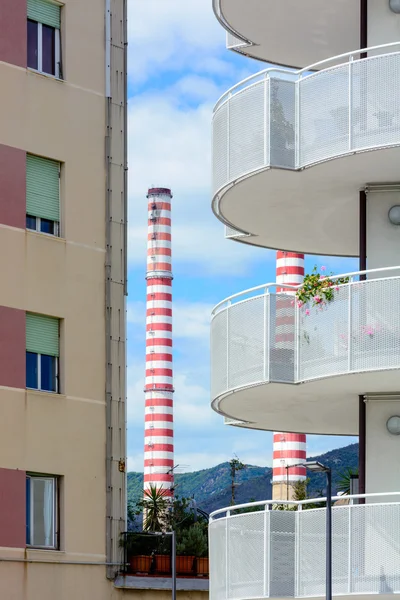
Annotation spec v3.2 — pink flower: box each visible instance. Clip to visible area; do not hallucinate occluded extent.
[321,266,326,272]
[314,295,321,304]
[335,286,340,292]
[297,300,303,308]
[305,309,310,316]
[291,300,295,306]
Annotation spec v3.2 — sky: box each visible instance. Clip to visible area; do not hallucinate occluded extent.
[126,0,358,475]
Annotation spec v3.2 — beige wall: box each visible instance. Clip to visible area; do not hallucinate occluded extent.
[0,0,123,592]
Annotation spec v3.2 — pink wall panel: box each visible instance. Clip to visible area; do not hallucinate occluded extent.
[0,0,27,68]
[0,145,26,230]
[0,468,26,548]
[0,306,25,389]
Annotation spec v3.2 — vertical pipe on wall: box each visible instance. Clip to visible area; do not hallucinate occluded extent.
[360,0,368,56]
[358,191,367,498]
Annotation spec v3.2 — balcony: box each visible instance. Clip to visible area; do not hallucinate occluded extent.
[211,268,400,435]
[212,0,359,68]
[212,45,400,256]
[209,493,400,600]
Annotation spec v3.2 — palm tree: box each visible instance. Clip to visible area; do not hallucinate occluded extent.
[336,467,358,495]
[140,484,169,532]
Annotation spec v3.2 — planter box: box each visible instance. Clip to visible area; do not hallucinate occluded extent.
[154,554,171,574]
[130,555,152,575]
[176,555,195,575]
[196,557,209,577]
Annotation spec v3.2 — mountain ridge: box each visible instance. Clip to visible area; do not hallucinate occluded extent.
[128,442,358,516]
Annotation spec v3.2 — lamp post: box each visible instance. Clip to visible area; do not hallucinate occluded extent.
[286,460,332,600]
[304,461,332,600]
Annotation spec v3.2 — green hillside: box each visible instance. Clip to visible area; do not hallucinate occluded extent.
[128,442,358,518]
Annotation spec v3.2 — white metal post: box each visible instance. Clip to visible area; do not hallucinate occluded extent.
[226,303,230,391]
[263,505,268,597]
[264,291,269,381]
[295,301,300,382]
[295,77,300,168]
[347,504,352,593]
[226,511,230,600]
[227,93,231,181]
[264,75,268,165]
[347,280,353,372]
[348,56,354,151]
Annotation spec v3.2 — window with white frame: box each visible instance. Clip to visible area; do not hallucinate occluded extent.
[26,155,60,237]
[26,313,60,394]
[27,0,61,78]
[26,475,58,549]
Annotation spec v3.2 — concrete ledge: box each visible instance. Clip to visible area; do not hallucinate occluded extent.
[114,575,209,591]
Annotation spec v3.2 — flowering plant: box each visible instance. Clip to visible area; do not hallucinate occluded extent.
[296,266,350,309]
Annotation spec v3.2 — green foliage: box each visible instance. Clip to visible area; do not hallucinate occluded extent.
[296,265,350,309]
[336,467,359,495]
[136,484,169,532]
[176,523,208,557]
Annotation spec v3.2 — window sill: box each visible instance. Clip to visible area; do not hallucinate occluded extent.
[26,230,65,244]
[26,546,60,554]
[27,68,63,83]
[26,389,65,401]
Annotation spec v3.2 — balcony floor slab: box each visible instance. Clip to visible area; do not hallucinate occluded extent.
[214,369,400,435]
[217,147,400,256]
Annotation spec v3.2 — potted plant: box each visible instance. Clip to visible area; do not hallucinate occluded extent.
[154,535,171,575]
[121,533,154,575]
[176,523,207,576]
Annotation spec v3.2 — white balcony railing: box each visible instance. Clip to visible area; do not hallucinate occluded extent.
[211,267,400,403]
[209,493,400,600]
[212,43,400,200]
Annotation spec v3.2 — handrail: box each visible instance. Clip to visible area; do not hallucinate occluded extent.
[211,266,400,316]
[209,490,400,521]
[214,41,400,111]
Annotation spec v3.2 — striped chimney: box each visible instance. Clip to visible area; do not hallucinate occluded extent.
[273,251,306,500]
[144,188,174,498]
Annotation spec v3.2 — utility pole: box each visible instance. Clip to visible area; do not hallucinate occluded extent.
[229,457,245,505]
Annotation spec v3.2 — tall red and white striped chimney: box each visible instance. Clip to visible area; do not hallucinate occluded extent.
[144,188,174,498]
[272,251,307,501]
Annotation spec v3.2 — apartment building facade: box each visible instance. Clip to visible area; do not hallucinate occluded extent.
[210,1,400,599]
[0,0,127,598]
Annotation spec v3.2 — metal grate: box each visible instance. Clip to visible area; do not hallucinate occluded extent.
[211,308,228,401]
[209,517,228,600]
[229,82,265,182]
[225,225,251,239]
[269,78,296,169]
[269,293,296,383]
[212,102,228,193]
[228,296,266,391]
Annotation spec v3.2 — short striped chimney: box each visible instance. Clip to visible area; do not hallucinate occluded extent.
[272,251,306,501]
[144,188,174,498]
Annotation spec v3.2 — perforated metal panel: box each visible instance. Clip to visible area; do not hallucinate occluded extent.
[269,294,296,383]
[229,82,265,182]
[225,225,251,239]
[269,511,296,597]
[228,296,267,391]
[269,79,296,168]
[212,102,228,193]
[209,517,228,600]
[298,284,350,381]
[299,65,350,166]
[211,309,228,401]
[226,32,249,50]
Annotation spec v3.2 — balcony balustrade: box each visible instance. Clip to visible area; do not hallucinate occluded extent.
[209,493,400,600]
[211,268,400,414]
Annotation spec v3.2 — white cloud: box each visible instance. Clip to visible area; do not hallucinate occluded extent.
[128,0,224,82]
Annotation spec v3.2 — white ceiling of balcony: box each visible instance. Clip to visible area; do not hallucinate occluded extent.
[218,148,400,256]
[219,0,360,67]
[215,370,400,435]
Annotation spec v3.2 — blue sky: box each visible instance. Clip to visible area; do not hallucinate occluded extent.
[126,0,358,473]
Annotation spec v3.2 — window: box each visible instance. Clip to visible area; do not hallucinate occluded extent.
[26,313,59,393]
[27,0,61,78]
[26,475,58,549]
[26,155,60,237]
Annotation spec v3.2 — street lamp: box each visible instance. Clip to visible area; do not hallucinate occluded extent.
[286,461,332,600]
[304,461,332,600]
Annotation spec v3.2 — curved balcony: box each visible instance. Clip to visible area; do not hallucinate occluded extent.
[209,493,400,600]
[210,268,400,435]
[212,0,359,68]
[212,45,400,256]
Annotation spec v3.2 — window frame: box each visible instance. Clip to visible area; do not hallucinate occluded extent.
[28,19,61,79]
[26,352,59,394]
[26,215,60,237]
[26,474,59,550]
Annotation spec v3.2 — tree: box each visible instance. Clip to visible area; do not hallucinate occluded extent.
[230,457,246,505]
[336,467,358,495]
[136,484,169,532]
